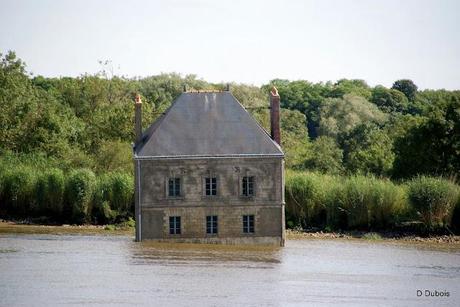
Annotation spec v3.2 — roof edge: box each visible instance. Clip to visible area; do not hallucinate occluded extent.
[134,153,284,160]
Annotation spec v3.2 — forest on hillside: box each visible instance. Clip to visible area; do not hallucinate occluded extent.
[1,51,459,231]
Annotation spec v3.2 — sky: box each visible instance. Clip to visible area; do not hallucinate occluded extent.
[1,0,459,89]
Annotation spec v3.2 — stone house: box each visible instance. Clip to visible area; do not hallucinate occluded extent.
[132,87,285,246]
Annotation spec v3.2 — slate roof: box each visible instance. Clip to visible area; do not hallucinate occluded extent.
[134,91,283,159]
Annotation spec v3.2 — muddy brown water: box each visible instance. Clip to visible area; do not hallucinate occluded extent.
[0,232,459,306]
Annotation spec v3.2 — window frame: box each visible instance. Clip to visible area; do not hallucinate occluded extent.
[203,175,218,197]
[169,216,181,235]
[242,215,255,234]
[241,176,255,197]
[206,215,218,235]
[167,177,182,198]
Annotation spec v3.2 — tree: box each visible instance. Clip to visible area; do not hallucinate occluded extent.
[0,51,82,157]
[318,94,388,140]
[329,79,372,100]
[342,123,395,177]
[370,85,409,114]
[263,79,332,138]
[303,136,343,174]
[251,107,311,169]
[392,79,418,102]
[392,99,460,178]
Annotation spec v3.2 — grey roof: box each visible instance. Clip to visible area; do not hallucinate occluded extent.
[135,91,283,159]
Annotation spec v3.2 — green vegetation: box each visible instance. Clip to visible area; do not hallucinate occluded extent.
[285,171,459,232]
[1,50,459,233]
[285,171,409,231]
[407,176,459,230]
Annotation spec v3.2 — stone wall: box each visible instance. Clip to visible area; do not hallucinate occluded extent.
[137,157,285,246]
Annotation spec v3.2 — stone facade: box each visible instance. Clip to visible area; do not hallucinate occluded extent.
[136,157,285,246]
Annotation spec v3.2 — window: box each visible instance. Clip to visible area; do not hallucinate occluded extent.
[206,216,218,234]
[242,176,254,196]
[168,178,181,197]
[205,177,217,196]
[243,215,254,233]
[169,216,181,234]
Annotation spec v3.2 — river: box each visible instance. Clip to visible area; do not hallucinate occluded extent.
[0,233,459,306]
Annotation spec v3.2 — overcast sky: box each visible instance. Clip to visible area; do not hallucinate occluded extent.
[1,0,459,89]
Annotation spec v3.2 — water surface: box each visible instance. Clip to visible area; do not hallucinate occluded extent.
[0,233,459,306]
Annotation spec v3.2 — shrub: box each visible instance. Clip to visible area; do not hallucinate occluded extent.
[368,178,408,229]
[451,195,460,233]
[92,174,115,224]
[285,171,316,227]
[64,169,96,224]
[407,176,459,229]
[323,178,348,229]
[285,171,411,231]
[110,172,134,214]
[1,167,37,216]
[92,172,134,224]
[338,175,372,229]
[35,168,65,218]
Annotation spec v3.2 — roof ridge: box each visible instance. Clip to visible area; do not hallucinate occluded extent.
[185,90,228,93]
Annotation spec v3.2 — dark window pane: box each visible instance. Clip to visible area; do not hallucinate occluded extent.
[169,216,174,234]
[168,179,174,197]
[176,217,181,234]
[248,177,254,196]
[175,178,180,196]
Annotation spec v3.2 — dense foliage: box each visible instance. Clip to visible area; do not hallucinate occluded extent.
[1,51,459,231]
[286,171,459,232]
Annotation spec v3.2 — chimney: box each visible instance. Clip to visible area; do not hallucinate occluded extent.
[269,86,281,145]
[134,94,142,144]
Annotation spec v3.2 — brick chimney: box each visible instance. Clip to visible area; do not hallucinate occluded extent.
[269,86,281,145]
[134,94,142,144]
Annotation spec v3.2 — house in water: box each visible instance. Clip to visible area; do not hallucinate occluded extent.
[132,87,285,246]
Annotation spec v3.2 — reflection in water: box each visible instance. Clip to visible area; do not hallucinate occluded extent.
[0,233,459,306]
[130,241,282,267]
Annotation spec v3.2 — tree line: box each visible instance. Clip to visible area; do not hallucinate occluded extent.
[0,51,459,231]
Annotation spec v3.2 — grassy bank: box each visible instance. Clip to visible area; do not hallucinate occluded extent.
[285,171,460,234]
[0,162,134,225]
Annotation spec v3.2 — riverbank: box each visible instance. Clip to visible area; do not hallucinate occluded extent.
[287,229,460,248]
[0,220,134,236]
[1,220,460,248]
